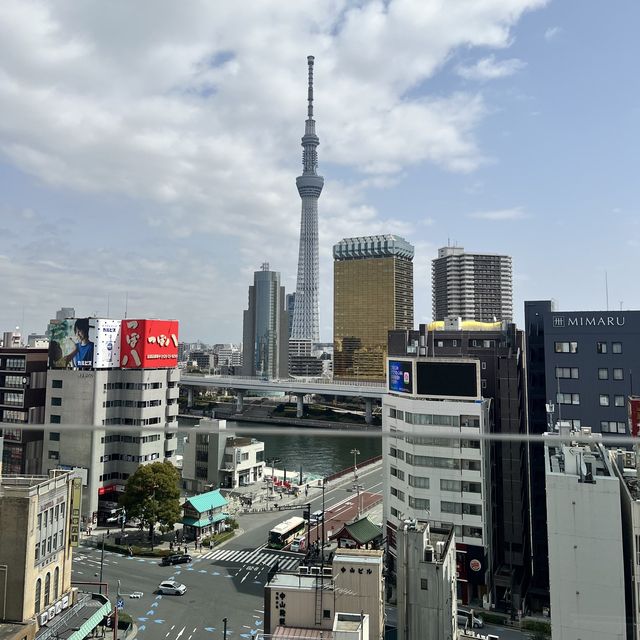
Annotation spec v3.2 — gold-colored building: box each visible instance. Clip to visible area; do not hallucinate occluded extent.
[333,235,414,380]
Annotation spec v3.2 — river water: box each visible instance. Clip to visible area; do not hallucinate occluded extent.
[177,417,382,478]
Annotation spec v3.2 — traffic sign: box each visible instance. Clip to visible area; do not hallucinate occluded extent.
[116,598,124,611]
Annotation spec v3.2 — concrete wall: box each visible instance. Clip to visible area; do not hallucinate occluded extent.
[546,459,626,639]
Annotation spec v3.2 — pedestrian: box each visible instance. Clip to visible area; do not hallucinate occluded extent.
[199,542,203,551]
[128,545,133,557]
[184,546,187,555]
[107,529,110,537]
[279,493,283,500]
[169,542,173,551]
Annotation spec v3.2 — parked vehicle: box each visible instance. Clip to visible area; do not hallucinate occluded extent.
[158,580,187,595]
[161,554,192,566]
[457,609,484,628]
[310,510,324,525]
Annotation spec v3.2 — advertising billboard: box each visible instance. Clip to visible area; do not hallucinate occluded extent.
[47,318,122,370]
[416,361,479,399]
[388,360,413,394]
[120,319,179,369]
[629,397,640,438]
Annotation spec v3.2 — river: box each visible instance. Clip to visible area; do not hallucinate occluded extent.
[177,417,382,478]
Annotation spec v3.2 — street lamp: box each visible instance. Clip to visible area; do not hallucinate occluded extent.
[350,449,360,482]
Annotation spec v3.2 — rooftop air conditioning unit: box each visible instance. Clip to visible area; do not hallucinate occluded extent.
[581,427,592,436]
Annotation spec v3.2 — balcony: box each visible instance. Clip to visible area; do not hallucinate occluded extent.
[166,387,179,400]
[166,404,179,418]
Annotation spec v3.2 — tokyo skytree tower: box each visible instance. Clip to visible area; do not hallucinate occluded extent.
[291,55,323,343]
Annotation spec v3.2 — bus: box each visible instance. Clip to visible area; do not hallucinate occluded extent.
[268,516,306,549]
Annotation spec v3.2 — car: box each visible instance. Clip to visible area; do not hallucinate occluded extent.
[158,580,187,596]
[161,554,192,566]
[457,609,483,628]
[290,537,305,552]
[310,510,324,524]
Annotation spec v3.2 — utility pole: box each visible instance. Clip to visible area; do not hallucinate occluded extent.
[99,534,105,594]
[350,448,360,482]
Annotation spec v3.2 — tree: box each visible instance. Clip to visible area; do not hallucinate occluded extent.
[120,461,181,548]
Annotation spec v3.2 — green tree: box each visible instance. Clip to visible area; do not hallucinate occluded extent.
[120,461,181,548]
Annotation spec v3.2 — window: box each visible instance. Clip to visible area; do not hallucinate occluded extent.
[35,542,40,561]
[556,367,579,379]
[37,513,42,530]
[323,610,331,619]
[613,368,624,380]
[50,415,61,424]
[54,567,59,600]
[408,496,430,510]
[441,479,461,492]
[601,421,626,434]
[599,394,610,407]
[481,380,487,390]
[481,362,486,370]
[390,487,405,501]
[612,342,622,354]
[51,397,62,406]
[35,579,41,614]
[615,395,625,407]
[420,579,428,590]
[51,379,63,388]
[390,467,405,481]
[597,342,608,354]
[48,451,59,460]
[408,475,430,489]
[49,432,60,441]
[44,573,50,607]
[598,368,608,380]
[441,501,462,515]
[557,393,580,405]
[390,507,400,518]
[53,533,57,549]
[555,341,578,353]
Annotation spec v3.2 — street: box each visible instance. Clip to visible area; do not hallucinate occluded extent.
[73,465,384,640]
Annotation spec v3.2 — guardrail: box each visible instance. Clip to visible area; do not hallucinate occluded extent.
[324,455,382,484]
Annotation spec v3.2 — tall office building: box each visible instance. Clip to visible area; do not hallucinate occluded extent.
[333,235,414,380]
[41,317,180,518]
[525,301,640,606]
[285,293,295,339]
[291,56,323,343]
[432,246,513,322]
[242,264,289,379]
[389,320,531,612]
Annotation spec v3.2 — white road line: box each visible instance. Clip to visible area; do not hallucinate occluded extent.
[165,631,171,637]
[240,572,251,583]
[216,550,234,560]
[175,626,186,640]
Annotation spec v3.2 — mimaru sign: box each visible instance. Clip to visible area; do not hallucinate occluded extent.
[552,315,626,328]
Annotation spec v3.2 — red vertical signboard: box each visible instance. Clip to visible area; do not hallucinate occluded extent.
[120,320,179,368]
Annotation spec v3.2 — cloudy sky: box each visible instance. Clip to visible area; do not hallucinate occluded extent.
[1,0,638,343]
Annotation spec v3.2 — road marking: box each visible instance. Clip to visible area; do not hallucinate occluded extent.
[240,571,251,583]
[171,625,175,630]
[193,628,197,633]
[166,632,171,637]
[175,626,186,640]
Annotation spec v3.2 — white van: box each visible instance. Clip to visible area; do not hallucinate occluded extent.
[290,536,305,552]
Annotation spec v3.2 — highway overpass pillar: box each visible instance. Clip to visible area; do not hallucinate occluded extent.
[365,398,373,424]
[186,387,194,408]
[235,390,245,413]
[296,393,304,418]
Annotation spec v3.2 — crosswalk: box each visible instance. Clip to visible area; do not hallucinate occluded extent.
[199,547,300,571]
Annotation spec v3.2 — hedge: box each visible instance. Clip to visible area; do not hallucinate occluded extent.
[202,530,235,547]
[101,542,171,557]
[521,620,551,635]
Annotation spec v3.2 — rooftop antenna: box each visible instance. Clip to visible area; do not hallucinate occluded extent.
[307,55,314,119]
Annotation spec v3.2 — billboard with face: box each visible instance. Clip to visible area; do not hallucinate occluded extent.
[120,319,179,368]
[47,318,122,369]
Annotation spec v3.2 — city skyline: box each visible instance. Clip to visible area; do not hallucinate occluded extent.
[1,1,639,342]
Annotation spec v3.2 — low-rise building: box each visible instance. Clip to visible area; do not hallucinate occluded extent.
[329,516,383,550]
[396,521,457,640]
[182,419,265,492]
[545,427,626,639]
[181,489,229,542]
[264,549,384,639]
[0,470,111,640]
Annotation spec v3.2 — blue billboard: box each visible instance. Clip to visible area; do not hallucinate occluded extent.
[388,360,413,394]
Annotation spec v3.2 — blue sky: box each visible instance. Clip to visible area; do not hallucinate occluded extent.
[0,0,638,342]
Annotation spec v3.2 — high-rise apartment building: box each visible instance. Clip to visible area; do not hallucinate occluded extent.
[242,264,289,379]
[333,235,414,380]
[383,356,491,604]
[0,347,47,474]
[291,56,323,343]
[41,317,180,518]
[432,246,513,322]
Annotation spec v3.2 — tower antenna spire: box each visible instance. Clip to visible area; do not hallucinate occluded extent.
[307,55,314,119]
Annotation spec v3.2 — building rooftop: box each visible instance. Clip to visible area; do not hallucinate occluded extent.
[544,428,613,480]
[0,472,72,497]
[330,516,382,545]
[183,489,228,513]
[333,235,414,261]
[272,626,332,640]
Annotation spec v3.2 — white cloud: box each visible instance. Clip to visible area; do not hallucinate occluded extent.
[0,0,549,339]
[456,55,526,81]
[544,26,562,41]
[468,206,528,221]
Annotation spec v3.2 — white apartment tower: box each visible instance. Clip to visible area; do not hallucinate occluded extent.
[432,246,513,322]
[545,428,626,640]
[383,356,492,605]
